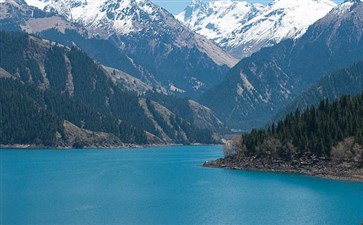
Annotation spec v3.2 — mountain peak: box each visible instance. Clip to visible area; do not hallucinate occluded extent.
[191,0,202,5]
[331,0,363,14]
[176,0,265,54]
[344,0,362,3]
[178,0,336,59]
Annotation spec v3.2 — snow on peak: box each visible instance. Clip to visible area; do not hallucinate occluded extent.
[226,0,337,58]
[337,0,363,11]
[176,0,264,48]
[23,0,237,68]
[178,0,336,59]
[23,0,166,37]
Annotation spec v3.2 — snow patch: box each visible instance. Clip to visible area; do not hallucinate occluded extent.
[169,84,185,93]
[240,72,254,92]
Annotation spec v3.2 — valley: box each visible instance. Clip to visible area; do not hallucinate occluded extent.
[1,0,363,178]
[1,0,363,224]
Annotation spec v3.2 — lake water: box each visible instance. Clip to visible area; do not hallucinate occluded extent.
[1,145,363,225]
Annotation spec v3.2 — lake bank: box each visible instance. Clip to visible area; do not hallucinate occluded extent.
[203,155,363,182]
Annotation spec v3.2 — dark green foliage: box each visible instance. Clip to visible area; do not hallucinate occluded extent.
[0,31,30,80]
[242,93,363,158]
[0,78,147,145]
[0,87,62,146]
[0,32,149,144]
[66,48,154,132]
[45,46,68,92]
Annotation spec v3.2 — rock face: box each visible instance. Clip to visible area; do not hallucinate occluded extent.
[9,0,237,97]
[61,121,124,148]
[200,0,363,131]
[177,0,336,59]
[187,100,225,132]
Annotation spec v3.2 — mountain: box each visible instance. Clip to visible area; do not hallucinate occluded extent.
[176,0,264,58]
[2,0,162,91]
[10,0,237,96]
[200,0,363,131]
[177,0,336,59]
[277,61,363,119]
[0,31,220,146]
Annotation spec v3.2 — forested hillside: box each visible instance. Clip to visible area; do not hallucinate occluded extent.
[205,93,363,180]
[238,93,363,161]
[0,31,218,146]
[0,83,63,146]
[0,78,147,147]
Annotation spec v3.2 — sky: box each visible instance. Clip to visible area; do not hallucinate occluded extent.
[152,0,345,14]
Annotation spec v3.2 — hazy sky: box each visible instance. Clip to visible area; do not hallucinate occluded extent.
[153,0,346,14]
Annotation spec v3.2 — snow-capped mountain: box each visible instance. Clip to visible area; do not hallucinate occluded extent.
[22,0,237,96]
[24,0,236,66]
[26,0,179,38]
[178,0,336,59]
[176,0,264,51]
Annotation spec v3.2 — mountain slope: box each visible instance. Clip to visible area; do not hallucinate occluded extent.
[200,0,363,131]
[20,0,237,96]
[178,0,336,59]
[278,61,363,118]
[145,92,225,132]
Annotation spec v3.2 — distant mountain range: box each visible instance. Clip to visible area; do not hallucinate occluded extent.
[200,0,363,131]
[177,0,336,59]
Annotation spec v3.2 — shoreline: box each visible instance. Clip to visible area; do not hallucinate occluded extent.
[0,143,219,150]
[203,156,363,183]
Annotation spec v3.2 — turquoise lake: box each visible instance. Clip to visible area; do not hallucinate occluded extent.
[1,145,363,225]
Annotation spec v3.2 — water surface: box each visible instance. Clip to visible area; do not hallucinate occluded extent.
[1,146,363,225]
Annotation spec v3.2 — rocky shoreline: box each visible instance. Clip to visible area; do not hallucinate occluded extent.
[203,155,363,182]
